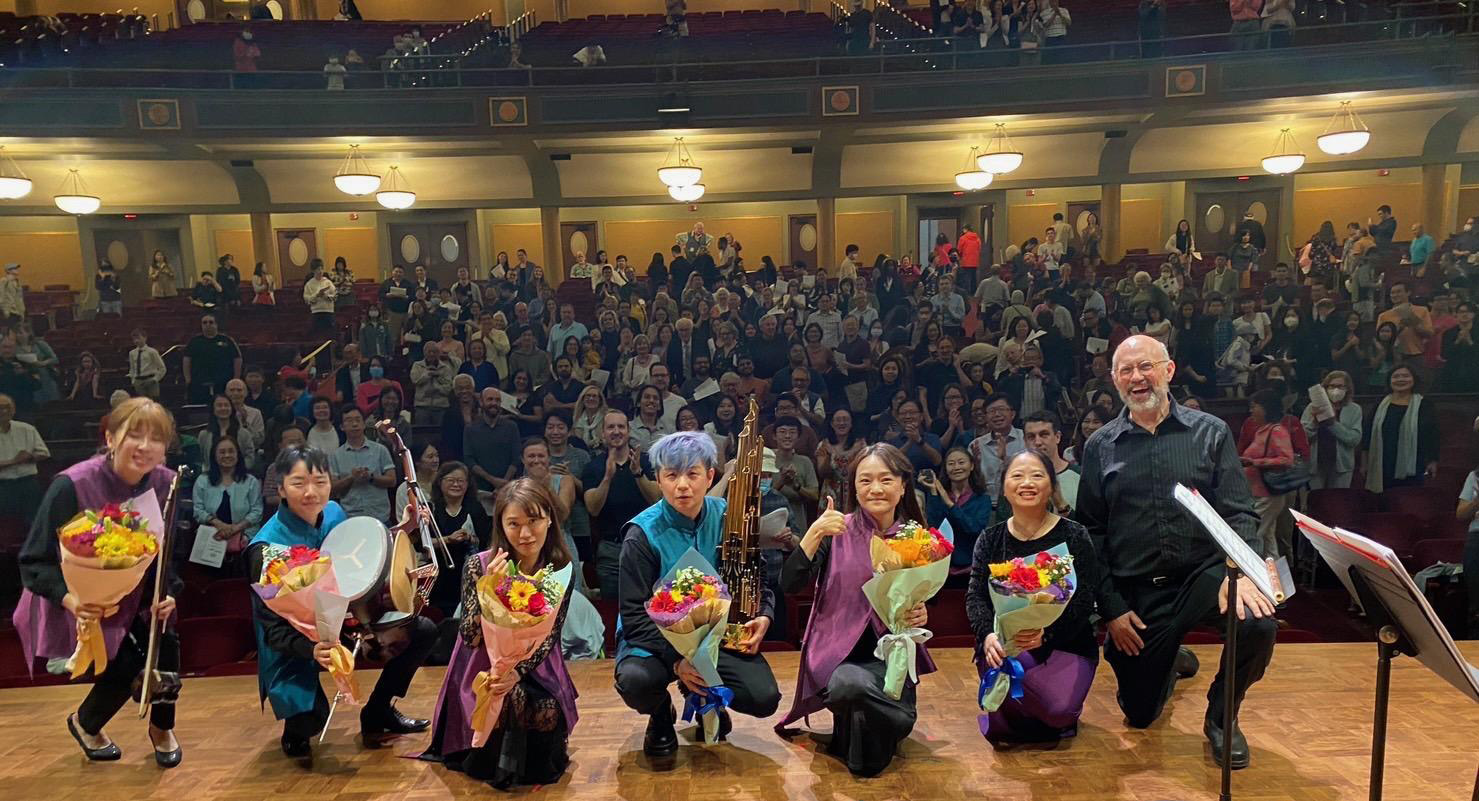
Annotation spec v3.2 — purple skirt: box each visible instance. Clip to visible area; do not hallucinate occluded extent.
[977,648,1097,744]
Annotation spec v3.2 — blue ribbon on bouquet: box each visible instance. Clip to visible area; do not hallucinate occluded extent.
[979,656,1025,708]
[682,685,735,723]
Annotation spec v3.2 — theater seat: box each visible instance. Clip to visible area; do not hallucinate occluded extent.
[1412,538,1464,569]
[203,578,254,619]
[1350,512,1424,563]
[1305,488,1379,530]
[1380,485,1451,528]
[177,615,255,675]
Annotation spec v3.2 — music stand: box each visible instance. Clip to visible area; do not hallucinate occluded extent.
[1292,510,1479,801]
[1175,485,1286,801]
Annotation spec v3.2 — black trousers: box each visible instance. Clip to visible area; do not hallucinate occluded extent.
[282,616,438,740]
[311,312,336,333]
[1104,563,1276,729]
[614,650,780,720]
[820,658,917,777]
[77,615,178,734]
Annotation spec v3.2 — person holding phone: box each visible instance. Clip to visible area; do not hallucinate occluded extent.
[429,461,490,618]
[921,446,993,568]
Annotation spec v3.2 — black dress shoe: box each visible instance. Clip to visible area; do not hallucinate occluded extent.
[280,735,311,759]
[1175,647,1200,679]
[643,704,678,758]
[1204,716,1250,769]
[360,703,430,743]
[67,714,121,762]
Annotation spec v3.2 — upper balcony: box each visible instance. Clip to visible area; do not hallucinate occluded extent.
[0,3,1475,139]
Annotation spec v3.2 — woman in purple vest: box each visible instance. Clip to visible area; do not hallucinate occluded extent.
[420,478,579,789]
[966,449,1100,747]
[776,442,934,777]
[14,397,182,767]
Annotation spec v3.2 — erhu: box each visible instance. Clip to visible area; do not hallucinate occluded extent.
[135,465,194,718]
[719,396,764,650]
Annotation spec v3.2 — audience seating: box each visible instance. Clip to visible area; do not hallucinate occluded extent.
[202,578,256,619]
[492,10,837,66]
[176,615,257,676]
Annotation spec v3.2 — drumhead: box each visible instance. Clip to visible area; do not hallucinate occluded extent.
[388,531,417,614]
[322,517,391,602]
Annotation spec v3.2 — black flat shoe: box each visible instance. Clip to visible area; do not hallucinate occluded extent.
[150,729,181,768]
[1204,716,1250,769]
[643,703,678,759]
[280,735,311,758]
[153,745,183,769]
[360,703,429,745]
[1175,647,1200,679]
[67,715,120,762]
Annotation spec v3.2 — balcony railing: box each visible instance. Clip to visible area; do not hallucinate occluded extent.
[0,11,1470,92]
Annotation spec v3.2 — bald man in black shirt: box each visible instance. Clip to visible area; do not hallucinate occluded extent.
[1077,335,1277,770]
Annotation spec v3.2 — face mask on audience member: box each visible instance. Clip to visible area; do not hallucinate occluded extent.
[1327,387,1347,403]
[369,366,385,379]
[1284,315,1298,330]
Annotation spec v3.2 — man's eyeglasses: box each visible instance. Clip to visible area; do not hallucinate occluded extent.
[1115,359,1168,380]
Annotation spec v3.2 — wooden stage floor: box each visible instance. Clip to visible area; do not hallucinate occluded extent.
[2,643,1476,801]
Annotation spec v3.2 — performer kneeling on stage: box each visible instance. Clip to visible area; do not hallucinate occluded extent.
[248,445,437,758]
[15,397,182,767]
[967,449,1100,747]
[421,477,579,788]
[614,431,780,760]
[776,443,933,777]
[1077,335,1277,769]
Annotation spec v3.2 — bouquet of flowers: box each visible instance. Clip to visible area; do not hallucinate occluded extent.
[644,549,733,744]
[58,493,164,679]
[978,543,1076,712]
[470,560,575,747]
[251,544,359,705]
[862,519,955,699]
[871,519,955,571]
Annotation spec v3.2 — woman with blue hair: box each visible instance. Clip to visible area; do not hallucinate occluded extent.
[613,431,780,763]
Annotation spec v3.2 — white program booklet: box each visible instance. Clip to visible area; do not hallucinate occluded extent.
[188,525,226,568]
[690,378,719,401]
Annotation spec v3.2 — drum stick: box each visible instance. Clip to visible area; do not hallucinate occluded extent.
[318,636,364,743]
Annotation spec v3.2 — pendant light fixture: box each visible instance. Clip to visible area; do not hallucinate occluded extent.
[1260,128,1306,175]
[1316,101,1372,156]
[668,183,706,202]
[0,147,32,200]
[955,146,993,191]
[53,168,100,215]
[976,123,1023,175]
[333,144,381,196]
[656,137,702,189]
[374,165,416,210]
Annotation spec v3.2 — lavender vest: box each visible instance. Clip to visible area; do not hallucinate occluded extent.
[423,550,579,756]
[11,454,175,674]
[777,511,937,729]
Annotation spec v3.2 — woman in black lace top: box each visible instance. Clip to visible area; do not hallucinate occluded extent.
[966,450,1100,747]
[420,478,579,789]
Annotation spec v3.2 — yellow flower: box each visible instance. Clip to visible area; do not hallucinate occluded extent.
[989,562,1013,578]
[508,579,536,610]
[669,589,684,603]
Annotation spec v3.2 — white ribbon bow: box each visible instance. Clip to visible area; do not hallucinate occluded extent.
[873,627,933,685]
